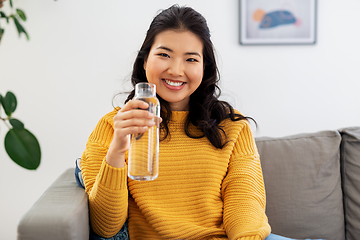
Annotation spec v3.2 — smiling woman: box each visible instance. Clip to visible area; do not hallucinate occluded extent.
[143,30,204,111]
[79,5,273,240]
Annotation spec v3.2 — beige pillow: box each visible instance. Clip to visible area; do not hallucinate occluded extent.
[256,130,344,240]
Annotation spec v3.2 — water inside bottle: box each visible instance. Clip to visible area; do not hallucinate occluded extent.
[128,96,160,181]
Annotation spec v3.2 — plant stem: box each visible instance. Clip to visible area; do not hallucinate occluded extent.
[0,117,11,129]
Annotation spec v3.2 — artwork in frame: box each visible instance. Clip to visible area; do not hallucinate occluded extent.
[239,0,317,45]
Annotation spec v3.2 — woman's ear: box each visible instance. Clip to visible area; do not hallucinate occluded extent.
[143,59,147,71]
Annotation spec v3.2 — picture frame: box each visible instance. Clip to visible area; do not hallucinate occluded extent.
[239,0,317,45]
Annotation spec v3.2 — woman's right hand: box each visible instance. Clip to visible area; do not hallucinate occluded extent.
[106,100,156,168]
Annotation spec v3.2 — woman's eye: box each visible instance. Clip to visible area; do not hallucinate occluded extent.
[187,58,198,62]
[158,53,170,58]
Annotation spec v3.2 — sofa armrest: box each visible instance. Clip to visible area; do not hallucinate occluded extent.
[17,168,89,240]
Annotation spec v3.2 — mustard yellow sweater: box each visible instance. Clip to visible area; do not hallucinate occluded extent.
[81,109,271,240]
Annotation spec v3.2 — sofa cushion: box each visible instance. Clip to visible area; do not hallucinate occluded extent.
[340,127,360,240]
[256,130,344,240]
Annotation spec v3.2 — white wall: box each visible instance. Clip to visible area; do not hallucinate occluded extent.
[0,0,359,239]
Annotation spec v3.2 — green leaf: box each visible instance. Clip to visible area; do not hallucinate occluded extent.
[1,91,17,117]
[0,11,7,18]
[16,9,26,21]
[13,17,29,40]
[9,118,25,130]
[2,12,9,23]
[9,0,13,8]
[5,128,41,170]
[0,94,3,111]
[0,28,4,41]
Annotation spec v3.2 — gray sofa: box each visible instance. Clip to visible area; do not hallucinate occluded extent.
[17,127,360,240]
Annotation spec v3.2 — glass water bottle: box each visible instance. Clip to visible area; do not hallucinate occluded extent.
[128,82,160,181]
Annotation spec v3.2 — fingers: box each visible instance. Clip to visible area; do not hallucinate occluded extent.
[118,108,154,122]
[118,100,154,120]
[107,100,159,165]
[108,100,161,158]
[115,118,155,136]
[121,99,149,112]
[113,100,158,137]
[154,116,162,126]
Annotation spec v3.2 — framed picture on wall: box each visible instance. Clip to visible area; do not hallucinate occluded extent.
[239,0,317,45]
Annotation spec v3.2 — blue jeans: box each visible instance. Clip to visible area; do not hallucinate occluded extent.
[75,159,323,240]
[89,222,129,240]
[266,233,324,240]
[268,234,325,240]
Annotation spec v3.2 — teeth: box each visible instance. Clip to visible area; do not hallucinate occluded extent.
[165,79,183,87]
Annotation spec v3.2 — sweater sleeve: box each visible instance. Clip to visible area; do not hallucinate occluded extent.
[81,109,129,238]
[221,120,271,240]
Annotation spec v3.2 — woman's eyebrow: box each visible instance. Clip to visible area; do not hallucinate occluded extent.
[157,46,173,52]
[156,46,201,58]
[185,52,201,58]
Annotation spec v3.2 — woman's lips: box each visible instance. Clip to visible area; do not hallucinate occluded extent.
[163,79,186,90]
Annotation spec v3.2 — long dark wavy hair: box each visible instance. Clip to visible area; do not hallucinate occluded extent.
[125,4,253,149]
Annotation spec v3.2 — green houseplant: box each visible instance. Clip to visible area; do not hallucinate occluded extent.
[0,91,41,170]
[1,1,42,169]
[0,0,29,43]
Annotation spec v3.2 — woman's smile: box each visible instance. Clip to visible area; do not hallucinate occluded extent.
[163,79,186,89]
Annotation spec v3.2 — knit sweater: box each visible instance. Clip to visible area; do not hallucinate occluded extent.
[81,109,271,240]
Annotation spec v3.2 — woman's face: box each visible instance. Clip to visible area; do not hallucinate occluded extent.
[144,30,204,111]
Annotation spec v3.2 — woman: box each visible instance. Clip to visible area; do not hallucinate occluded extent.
[79,5,323,240]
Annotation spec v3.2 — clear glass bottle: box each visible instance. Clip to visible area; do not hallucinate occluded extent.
[128,82,160,181]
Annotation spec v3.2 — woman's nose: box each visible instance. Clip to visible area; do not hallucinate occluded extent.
[167,59,184,76]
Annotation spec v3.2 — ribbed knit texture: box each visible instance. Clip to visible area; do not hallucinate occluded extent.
[81,109,271,240]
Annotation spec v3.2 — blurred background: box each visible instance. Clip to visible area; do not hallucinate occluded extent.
[1,0,359,239]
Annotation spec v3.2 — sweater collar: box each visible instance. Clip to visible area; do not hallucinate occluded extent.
[170,111,189,123]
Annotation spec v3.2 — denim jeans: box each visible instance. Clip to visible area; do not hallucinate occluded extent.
[266,233,324,240]
[89,222,129,240]
[75,159,323,240]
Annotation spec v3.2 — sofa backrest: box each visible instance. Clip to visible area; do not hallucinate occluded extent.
[256,130,345,240]
[340,127,360,240]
